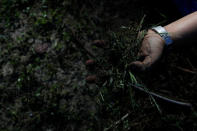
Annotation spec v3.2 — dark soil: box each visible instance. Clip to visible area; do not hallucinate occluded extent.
[0,0,197,131]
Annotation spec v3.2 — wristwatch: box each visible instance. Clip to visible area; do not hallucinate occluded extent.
[151,26,173,46]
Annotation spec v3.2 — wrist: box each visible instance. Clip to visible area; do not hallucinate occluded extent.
[164,25,180,42]
[151,26,173,46]
[146,29,165,46]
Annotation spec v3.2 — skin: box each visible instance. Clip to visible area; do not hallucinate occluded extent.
[86,11,197,82]
[131,11,197,71]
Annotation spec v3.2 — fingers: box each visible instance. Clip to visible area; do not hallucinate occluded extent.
[92,40,107,48]
[86,75,97,83]
[85,59,95,66]
[86,40,107,83]
[129,56,152,71]
[136,49,149,62]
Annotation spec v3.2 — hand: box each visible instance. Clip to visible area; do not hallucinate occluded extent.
[130,30,165,71]
[86,30,165,83]
[85,40,106,83]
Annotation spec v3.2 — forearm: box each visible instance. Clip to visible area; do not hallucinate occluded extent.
[164,11,197,43]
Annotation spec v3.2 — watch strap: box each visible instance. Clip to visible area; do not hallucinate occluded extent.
[152,26,173,46]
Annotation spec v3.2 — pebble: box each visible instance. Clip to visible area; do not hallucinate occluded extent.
[34,43,49,54]
[2,63,14,77]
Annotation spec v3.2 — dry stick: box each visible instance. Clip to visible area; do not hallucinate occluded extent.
[186,58,196,70]
[131,84,192,108]
[104,113,130,131]
[65,26,96,58]
[72,35,96,58]
[176,66,197,74]
[125,15,146,58]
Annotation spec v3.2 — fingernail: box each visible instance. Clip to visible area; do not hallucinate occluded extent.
[85,59,95,66]
[86,75,97,83]
[92,40,106,48]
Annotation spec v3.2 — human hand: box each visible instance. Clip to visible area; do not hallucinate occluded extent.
[86,30,166,83]
[130,30,165,71]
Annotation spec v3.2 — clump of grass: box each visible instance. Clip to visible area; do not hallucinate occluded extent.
[91,20,146,129]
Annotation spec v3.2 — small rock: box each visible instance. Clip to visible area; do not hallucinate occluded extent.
[34,39,42,44]
[2,63,14,77]
[34,43,49,54]
[28,38,34,44]
[29,113,33,117]
[20,55,30,63]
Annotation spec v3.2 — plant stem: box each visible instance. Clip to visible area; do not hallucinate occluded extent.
[131,84,192,108]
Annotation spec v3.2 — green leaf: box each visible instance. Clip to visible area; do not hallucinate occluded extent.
[129,72,137,84]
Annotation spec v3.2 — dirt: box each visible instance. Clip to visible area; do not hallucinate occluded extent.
[0,0,197,131]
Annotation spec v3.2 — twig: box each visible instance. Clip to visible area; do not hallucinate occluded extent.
[176,66,197,74]
[124,15,146,58]
[104,113,130,131]
[65,25,96,58]
[131,84,192,108]
[186,58,196,70]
